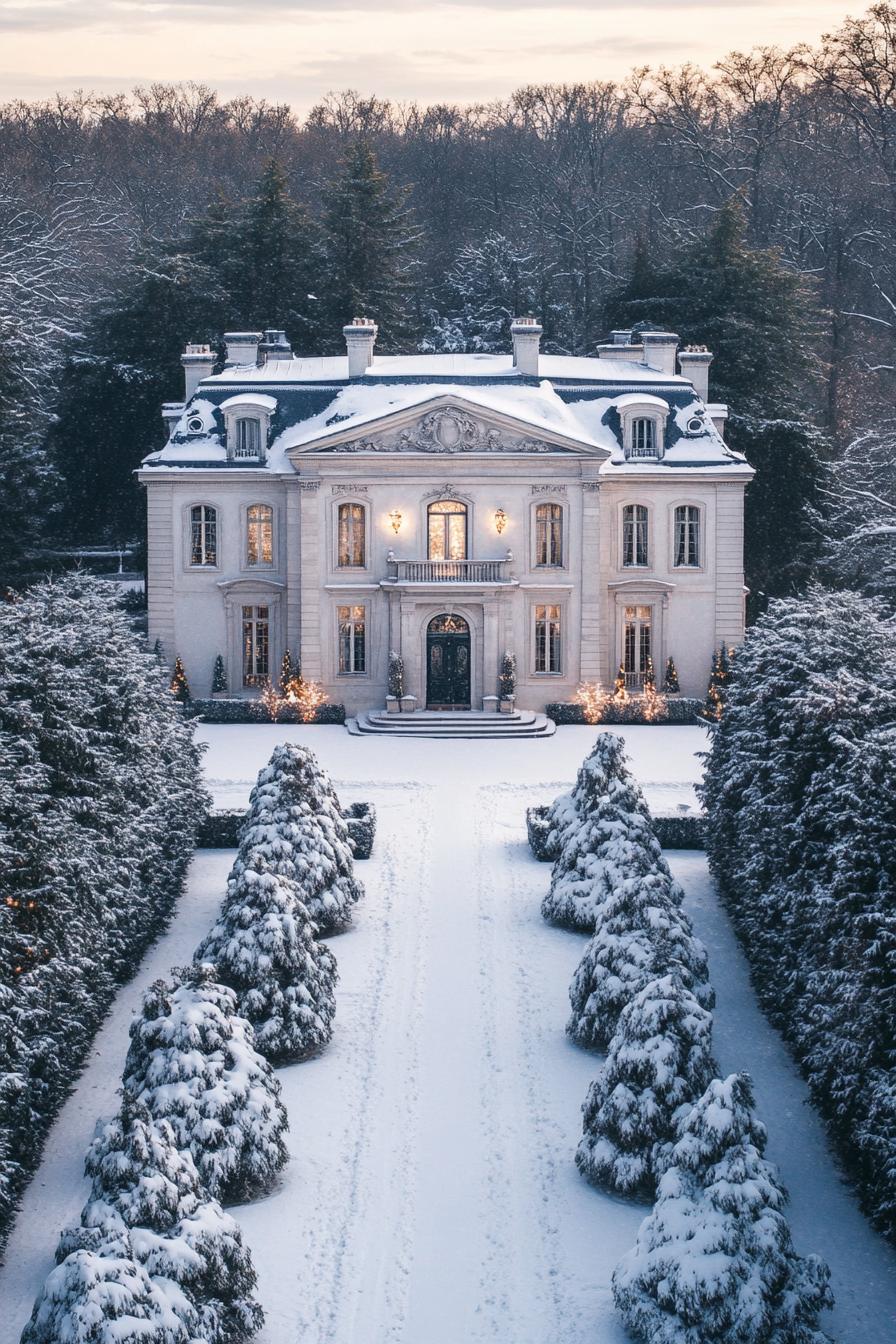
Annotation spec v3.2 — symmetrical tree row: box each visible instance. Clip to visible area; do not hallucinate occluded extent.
[21,743,364,1341]
[540,736,832,1342]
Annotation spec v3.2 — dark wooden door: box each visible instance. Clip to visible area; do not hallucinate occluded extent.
[426,616,471,709]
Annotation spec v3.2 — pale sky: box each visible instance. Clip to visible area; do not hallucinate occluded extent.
[0,1,860,108]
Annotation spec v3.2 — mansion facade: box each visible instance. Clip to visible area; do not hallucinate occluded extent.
[140,319,752,715]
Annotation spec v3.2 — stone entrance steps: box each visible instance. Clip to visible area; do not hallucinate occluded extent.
[346,709,556,739]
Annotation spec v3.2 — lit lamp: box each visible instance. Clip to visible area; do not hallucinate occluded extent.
[494,508,508,535]
[388,509,403,534]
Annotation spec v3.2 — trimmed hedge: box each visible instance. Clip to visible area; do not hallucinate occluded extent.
[546,698,704,726]
[183,698,346,725]
[526,803,704,858]
[198,801,377,859]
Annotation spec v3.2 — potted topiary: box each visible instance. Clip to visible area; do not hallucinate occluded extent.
[211,654,228,699]
[662,656,680,695]
[498,650,516,713]
[169,656,191,703]
[387,650,403,713]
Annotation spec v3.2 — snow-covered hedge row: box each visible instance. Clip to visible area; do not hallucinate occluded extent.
[0,575,207,1250]
[546,698,703,725]
[526,803,703,858]
[183,698,346,724]
[197,800,377,858]
[701,589,896,1242]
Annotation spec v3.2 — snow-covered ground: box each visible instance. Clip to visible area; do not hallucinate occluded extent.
[2,726,894,1343]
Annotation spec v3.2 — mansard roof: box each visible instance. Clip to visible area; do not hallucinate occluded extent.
[141,349,750,475]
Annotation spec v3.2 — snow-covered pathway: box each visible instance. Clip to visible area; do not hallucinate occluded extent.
[2,727,895,1343]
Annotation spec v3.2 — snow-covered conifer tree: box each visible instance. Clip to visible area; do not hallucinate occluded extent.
[576,973,716,1199]
[542,734,665,932]
[122,965,288,1203]
[567,888,713,1051]
[237,744,363,934]
[613,1073,833,1343]
[196,859,338,1065]
[21,1247,195,1344]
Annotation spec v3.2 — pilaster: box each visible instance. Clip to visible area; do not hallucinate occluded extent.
[297,478,322,680]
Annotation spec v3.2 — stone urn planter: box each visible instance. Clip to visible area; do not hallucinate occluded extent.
[482,694,499,714]
[499,695,516,715]
[385,695,401,714]
[400,694,418,713]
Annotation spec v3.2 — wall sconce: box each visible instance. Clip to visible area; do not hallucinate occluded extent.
[494,508,508,535]
[388,509,403,534]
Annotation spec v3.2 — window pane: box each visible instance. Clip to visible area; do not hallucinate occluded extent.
[622,505,648,567]
[536,503,562,566]
[428,501,466,560]
[235,418,261,458]
[630,418,657,459]
[338,503,365,567]
[247,504,273,566]
[337,603,365,673]
[674,505,700,567]
[190,505,216,566]
[242,604,269,685]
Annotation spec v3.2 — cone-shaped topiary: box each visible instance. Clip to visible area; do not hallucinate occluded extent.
[567,897,714,1052]
[576,973,717,1200]
[122,965,288,1204]
[613,1073,834,1343]
[211,655,227,695]
[196,859,338,1065]
[236,744,363,935]
[663,656,680,694]
[169,656,190,703]
[542,734,666,932]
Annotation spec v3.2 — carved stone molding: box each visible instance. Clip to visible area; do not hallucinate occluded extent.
[331,483,369,495]
[582,481,601,492]
[531,484,567,495]
[296,479,321,492]
[330,407,555,455]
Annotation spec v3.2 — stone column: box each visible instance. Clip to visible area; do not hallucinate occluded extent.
[285,484,302,659]
[297,479,322,681]
[579,480,602,682]
[482,594,499,705]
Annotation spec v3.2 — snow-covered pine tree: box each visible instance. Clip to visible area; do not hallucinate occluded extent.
[612,1073,834,1343]
[422,232,540,353]
[169,656,190,703]
[196,859,338,1065]
[542,733,666,932]
[567,885,714,1051]
[700,588,896,1238]
[576,973,716,1200]
[60,1099,263,1344]
[237,743,363,935]
[122,965,288,1203]
[211,655,227,695]
[662,656,680,694]
[21,1247,196,1344]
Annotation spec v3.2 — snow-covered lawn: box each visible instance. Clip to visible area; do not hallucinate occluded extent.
[2,726,895,1342]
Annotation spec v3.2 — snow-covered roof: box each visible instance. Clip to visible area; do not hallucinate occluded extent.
[141,347,750,475]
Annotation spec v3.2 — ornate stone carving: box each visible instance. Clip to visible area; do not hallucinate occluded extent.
[331,483,369,495]
[531,484,567,494]
[330,407,558,455]
[296,479,321,491]
[582,481,601,491]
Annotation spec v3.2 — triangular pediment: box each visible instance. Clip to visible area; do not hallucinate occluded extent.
[286,391,608,459]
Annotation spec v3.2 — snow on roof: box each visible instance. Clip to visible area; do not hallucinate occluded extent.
[219,392,278,412]
[613,392,672,412]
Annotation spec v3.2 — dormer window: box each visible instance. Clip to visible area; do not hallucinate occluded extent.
[616,394,670,462]
[235,417,261,459]
[220,393,277,463]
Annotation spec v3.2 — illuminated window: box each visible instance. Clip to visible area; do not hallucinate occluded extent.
[535,503,563,566]
[337,605,366,674]
[623,605,652,689]
[190,505,217,567]
[246,504,273,567]
[242,605,269,685]
[622,504,649,567]
[534,604,562,673]
[428,499,467,560]
[338,502,366,567]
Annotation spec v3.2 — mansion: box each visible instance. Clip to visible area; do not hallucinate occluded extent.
[140,319,752,715]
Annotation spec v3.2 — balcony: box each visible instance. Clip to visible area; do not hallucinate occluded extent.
[385,553,514,584]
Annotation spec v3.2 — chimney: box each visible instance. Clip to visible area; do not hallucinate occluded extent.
[510,316,543,377]
[256,328,292,365]
[640,330,680,377]
[610,329,633,345]
[223,331,263,366]
[181,343,215,400]
[343,317,377,377]
[678,345,713,402]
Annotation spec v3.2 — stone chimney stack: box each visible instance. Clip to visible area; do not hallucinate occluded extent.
[343,317,378,378]
[678,345,713,401]
[640,330,680,377]
[510,316,543,377]
[223,331,263,366]
[256,329,293,365]
[181,343,215,400]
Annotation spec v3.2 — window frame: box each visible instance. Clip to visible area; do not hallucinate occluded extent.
[533,500,565,569]
[619,401,669,461]
[427,498,469,562]
[244,502,275,570]
[241,603,270,687]
[336,602,368,676]
[335,499,368,570]
[672,503,702,569]
[621,502,650,569]
[622,602,654,690]
[533,602,563,675]
[187,502,219,569]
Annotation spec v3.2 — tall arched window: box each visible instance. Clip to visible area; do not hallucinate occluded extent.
[234,417,262,459]
[246,503,273,567]
[428,499,467,560]
[535,502,563,567]
[190,504,217,567]
[337,502,366,568]
[674,505,701,567]
[622,504,649,567]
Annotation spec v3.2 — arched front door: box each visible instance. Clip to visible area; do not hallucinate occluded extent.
[426,614,471,709]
